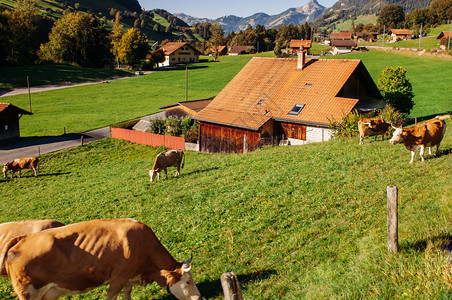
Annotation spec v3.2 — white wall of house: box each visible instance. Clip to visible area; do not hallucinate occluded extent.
[288,126,334,145]
[162,46,199,66]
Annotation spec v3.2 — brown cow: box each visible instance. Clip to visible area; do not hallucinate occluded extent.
[147,149,185,182]
[0,219,201,300]
[3,157,39,178]
[390,115,450,163]
[358,118,391,145]
[0,220,65,275]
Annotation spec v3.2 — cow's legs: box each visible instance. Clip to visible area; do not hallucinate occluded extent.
[434,144,440,157]
[359,134,364,145]
[42,287,63,300]
[123,286,132,300]
[175,166,180,177]
[410,151,416,164]
[32,166,37,177]
[18,170,22,178]
[164,168,168,180]
[419,145,426,162]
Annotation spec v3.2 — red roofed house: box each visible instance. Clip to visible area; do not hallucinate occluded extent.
[330,39,357,55]
[330,31,352,40]
[0,103,32,142]
[289,40,312,54]
[437,31,451,50]
[159,42,200,67]
[388,29,412,42]
[194,53,384,153]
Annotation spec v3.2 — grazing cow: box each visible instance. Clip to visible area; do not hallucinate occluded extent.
[3,157,39,178]
[0,220,65,275]
[147,149,185,182]
[0,219,201,300]
[358,118,391,145]
[390,115,450,163]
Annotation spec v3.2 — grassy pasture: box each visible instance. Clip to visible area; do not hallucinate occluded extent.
[0,121,451,299]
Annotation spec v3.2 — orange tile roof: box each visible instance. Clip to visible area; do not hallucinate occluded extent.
[389,29,411,35]
[160,98,213,114]
[159,42,200,55]
[195,57,374,130]
[290,40,312,49]
[331,31,352,40]
[437,31,451,39]
[0,103,32,115]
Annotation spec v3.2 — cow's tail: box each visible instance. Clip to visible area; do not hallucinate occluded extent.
[0,235,24,274]
[436,115,451,121]
[181,150,185,169]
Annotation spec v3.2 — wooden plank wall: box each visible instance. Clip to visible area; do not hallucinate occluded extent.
[281,123,306,140]
[200,122,260,153]
[111,127,185,150]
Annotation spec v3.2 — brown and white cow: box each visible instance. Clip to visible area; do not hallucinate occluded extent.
[0,219,201,300]
[3,157,39,178]
[0,219,65,275]
[358,118,391,145]
[147,149,185,182]
[390,115,450,163]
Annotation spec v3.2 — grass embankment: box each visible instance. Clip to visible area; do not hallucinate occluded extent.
[1,50,451,137]
[0,120,451,299]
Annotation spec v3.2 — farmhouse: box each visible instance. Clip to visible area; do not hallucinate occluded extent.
[388,29,412,42]
[159,42,200,67]
[209,45,228,56]
[355,32,378,42]
[194,53,384,153]
[437,31,451,50]
[330,39,357,55]
[330,31,352,40]
[0,103,32,142]
[289,40,312,54]
[228,46,253,55]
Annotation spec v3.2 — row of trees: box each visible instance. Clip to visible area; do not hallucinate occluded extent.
[0,0,165,67]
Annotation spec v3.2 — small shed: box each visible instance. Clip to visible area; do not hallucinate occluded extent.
[160,98,213,120]
[0,103,32,142]
[437,31,451,50]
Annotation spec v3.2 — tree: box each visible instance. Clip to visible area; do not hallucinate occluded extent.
[377,66,414,114]
[377,5,405,29]
[429,0,452,24]
[207,23,224,62]
[39,12,111,67]
[146,49,165,67]
[110,12,124,67]
[117,28,149,66]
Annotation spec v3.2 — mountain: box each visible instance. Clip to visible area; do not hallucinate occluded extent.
[314,0,434,28]
[175,0,325,33]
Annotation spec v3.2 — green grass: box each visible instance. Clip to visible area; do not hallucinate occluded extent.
[0,64,134,89]
[334,14,379,31]
[0,121,451,299]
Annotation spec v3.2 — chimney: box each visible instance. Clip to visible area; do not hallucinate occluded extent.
[297,50,306,70]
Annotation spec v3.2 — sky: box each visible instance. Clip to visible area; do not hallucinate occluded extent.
[139,0,337,19]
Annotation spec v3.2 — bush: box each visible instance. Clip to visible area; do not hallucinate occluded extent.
[329,110,363,138]
[164,117,181,136]
[377,66,415,114]
[184,126,198,143]
[180,117,194,133]
[150,119,165,134]
[377,104,409,127]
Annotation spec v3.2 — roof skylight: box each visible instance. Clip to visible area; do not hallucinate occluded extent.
[288,104,305,116]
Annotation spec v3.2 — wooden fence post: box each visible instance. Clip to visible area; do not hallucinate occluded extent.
[243,135,248,154]
[221,272,243,300]
[387,185,398,254]
[81,136,84,146]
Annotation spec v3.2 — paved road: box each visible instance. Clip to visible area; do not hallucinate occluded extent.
[0,127,110,164]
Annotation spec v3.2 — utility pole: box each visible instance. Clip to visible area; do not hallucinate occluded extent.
[185,68,188,102]
[448,19,452,51]
[27,75,32,113]
[382,25,385,47]
[419,23,423,50]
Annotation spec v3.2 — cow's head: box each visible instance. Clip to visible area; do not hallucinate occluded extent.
[147,169,157,182]
[161,257,201,300]
[2,163,10,178]
[390,126,404,145]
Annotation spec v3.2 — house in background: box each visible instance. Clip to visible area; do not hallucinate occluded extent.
[330,39,357,55]
[228,46,253,55]
[388,29,412,42]
[159,98,213,120]
[159,42,200,66]
[194,53,384,153]
[0,103,32,142]
[330,31,352,41]
[437,31,451,50]
[209,46,228,56]
[355,32,378,42]
[289,40,312,54]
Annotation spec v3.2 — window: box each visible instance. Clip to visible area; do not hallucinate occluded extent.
[4,125,8,131]
[305,83,312,86]
[257,99,264,105]
[287,104,305,116]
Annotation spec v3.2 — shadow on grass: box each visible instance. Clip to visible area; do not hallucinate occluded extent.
[183,167,220,176]
[407,112,452,125]
[400,234,452,253]
[156,65,209,72]
[160,270,277,299]
[0,172,71,181]
[0,134,82,150]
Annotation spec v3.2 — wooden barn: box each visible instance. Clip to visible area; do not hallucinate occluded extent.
[289,40,312,54]
[0,103,32,142]
[194,53,384,153]
[437,31,451,50]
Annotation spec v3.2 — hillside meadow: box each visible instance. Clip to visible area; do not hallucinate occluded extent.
[1,49,451,139]
[0,120,451,299]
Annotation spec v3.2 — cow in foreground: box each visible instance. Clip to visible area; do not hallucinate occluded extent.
[358,118,391,145]
[390,115,450,163]
[0,219,201,300]
[3,157,39,178]
[147,149,185,182]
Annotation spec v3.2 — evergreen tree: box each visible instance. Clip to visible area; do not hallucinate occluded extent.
[378,66,415,114]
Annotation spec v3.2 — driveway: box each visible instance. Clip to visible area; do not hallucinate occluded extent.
[0,127,110,164]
